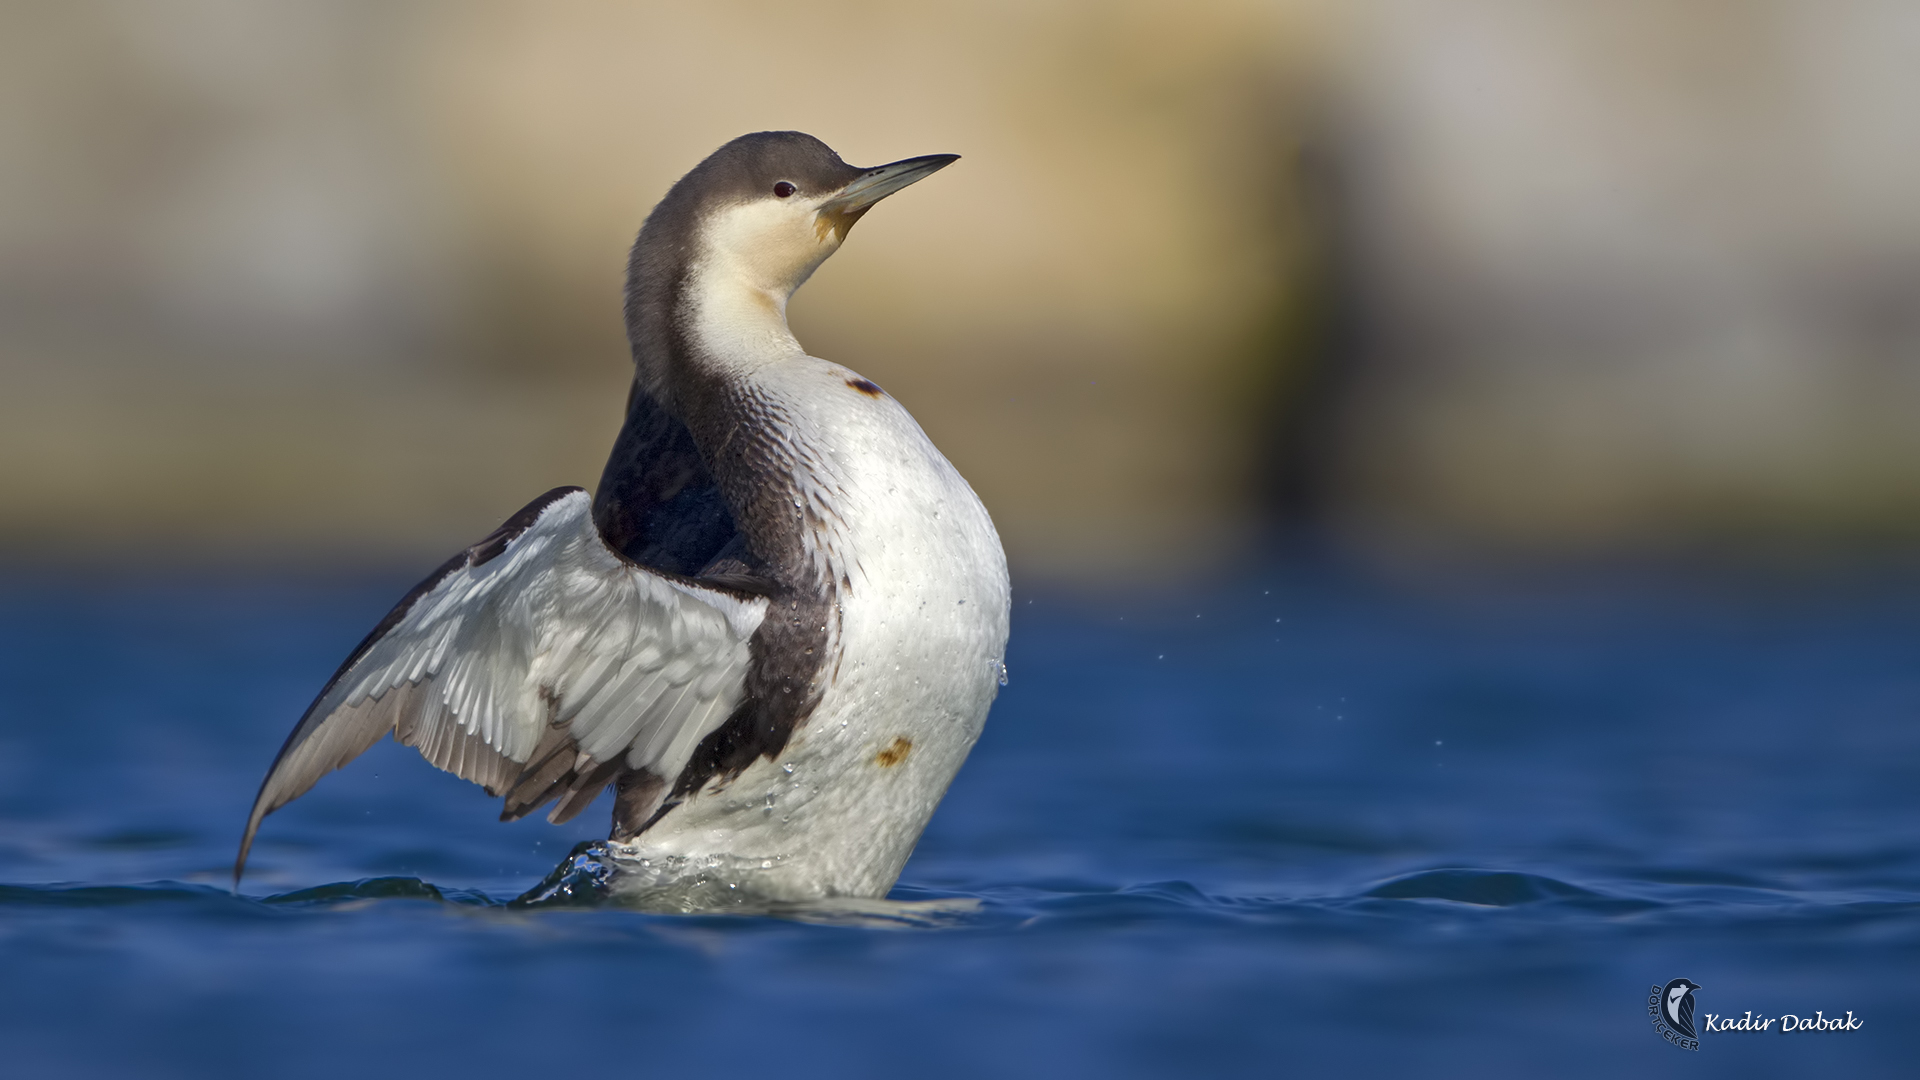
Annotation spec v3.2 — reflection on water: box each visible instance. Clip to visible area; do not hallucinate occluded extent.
[0,564,1914,1076]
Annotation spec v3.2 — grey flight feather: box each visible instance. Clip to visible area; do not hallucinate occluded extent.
[234,487,769,885]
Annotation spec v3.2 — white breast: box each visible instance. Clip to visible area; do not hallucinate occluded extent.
[609,355,1011,904]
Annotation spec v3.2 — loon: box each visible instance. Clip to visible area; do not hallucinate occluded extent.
[235,132,1010,907]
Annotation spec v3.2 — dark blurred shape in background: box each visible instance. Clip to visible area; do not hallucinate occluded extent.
[4,1,1917,577]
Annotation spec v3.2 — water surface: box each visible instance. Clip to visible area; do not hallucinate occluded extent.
[0,564,1913,1076]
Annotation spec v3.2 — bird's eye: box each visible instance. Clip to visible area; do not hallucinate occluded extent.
[773,181,797,198]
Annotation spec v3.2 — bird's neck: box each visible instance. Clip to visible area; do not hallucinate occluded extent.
[679,257,807,377]
[625,256,810,426]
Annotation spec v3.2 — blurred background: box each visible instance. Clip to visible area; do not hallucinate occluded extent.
[5,0,1919,578]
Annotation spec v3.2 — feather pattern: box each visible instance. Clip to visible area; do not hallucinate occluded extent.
[235,487,768,881]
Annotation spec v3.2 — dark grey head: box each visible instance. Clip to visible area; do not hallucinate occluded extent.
[656,131,866,219]
[623,132,958,377]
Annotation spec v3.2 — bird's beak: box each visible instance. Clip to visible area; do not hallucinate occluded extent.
[816,153,959,240]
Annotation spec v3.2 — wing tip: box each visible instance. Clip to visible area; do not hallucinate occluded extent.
[233,791,276,890]
[233,820,259,891]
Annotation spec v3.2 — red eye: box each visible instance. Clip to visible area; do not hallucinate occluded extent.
[773,181,796,198]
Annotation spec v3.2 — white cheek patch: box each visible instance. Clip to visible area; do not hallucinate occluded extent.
[701,199,841,297]
[686,198,848,371]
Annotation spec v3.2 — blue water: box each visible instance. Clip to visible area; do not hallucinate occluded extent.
[0,563,1913,1076]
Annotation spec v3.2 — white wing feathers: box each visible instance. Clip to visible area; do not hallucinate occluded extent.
[237,487,766,880]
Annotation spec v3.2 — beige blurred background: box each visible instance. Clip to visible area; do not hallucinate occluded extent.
[3,1,1917,577]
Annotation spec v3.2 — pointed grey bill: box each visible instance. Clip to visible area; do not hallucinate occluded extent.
[819,154,960,217]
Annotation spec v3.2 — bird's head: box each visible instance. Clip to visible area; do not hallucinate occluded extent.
[635,131,957,313]
[1664,979,1701,1020]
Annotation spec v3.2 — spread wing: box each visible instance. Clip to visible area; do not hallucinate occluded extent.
[235,486,768,883]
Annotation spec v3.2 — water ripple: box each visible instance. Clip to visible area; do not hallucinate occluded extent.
[3,866,1911,937]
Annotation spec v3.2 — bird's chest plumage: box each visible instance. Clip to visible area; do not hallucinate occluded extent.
[622,358,1010,900]
[789,364,1010,734]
